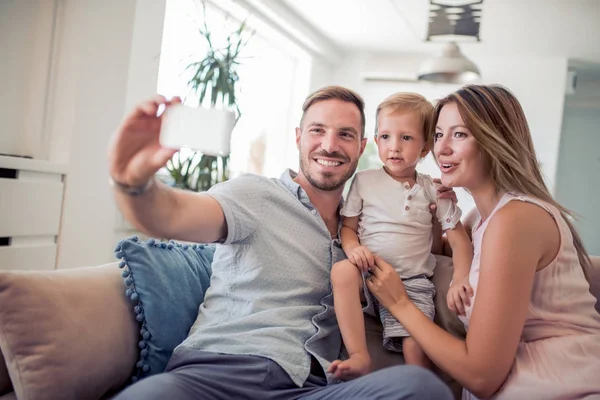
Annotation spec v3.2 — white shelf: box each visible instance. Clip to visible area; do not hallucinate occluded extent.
[0,155,68,175]
[0,156,67,271]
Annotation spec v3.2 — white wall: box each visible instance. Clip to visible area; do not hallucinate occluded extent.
[555,106,600,255]
[308,59,334,92]
[52,0,135,269]
[5,0,332,269]
[0,1,57,159]
[328,52,569,194]
[7,0,586,267]
[555,69,600,255]
[476,56,568,194]
[43,0,167,269]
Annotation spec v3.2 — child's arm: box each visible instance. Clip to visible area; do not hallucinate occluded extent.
[341,216,374,271]
[430,180,458,256]
[340,174,374,271]
[431,210,444,255]
[341,216,361,254]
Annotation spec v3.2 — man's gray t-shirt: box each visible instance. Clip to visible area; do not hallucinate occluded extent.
[178,170,346,387]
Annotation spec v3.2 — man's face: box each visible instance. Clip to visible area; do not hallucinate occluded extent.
[296,99,366,191]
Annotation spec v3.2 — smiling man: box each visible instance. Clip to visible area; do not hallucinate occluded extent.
[110,86,452,400]
[296,90,365,192]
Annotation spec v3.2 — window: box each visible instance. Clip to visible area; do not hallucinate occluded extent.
[157,0,310,179]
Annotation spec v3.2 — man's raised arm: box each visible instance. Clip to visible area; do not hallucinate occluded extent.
[108,95,226,243]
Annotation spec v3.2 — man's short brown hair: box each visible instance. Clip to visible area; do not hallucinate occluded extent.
[300,86,366,138]
[375,93,434,142]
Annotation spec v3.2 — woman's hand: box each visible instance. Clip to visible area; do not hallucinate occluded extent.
[447,276,474,316]
[366,255,411,312]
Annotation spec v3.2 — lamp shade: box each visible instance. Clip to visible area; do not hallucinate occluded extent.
[418,42,480,84]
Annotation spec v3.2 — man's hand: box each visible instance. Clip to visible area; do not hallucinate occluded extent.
[447,275,474,316]
[346,245,375,273]
[108,95,182,187]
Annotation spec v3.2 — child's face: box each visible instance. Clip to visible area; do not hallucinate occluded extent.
[375,109,428,179]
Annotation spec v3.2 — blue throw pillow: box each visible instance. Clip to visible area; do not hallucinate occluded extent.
[114,236,214,382]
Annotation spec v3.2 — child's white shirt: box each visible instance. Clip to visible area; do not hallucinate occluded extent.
[341,168,461,278]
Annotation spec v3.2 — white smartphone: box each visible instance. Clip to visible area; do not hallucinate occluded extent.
[159,104,236,156]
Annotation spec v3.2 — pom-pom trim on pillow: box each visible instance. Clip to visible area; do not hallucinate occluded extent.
[115,236,210,383]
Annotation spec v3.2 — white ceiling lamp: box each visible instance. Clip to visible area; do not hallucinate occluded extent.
[418,41,481,84]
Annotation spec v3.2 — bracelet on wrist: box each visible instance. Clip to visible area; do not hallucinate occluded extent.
[109,176,154,196]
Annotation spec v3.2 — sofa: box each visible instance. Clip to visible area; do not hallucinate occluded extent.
[0,237,598,400]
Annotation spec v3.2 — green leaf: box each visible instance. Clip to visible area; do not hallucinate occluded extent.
[179,8,253,190]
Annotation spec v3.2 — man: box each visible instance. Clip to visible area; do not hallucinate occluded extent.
[109,86,452,399]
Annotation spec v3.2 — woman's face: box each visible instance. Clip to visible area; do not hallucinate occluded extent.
[433,102,488,189]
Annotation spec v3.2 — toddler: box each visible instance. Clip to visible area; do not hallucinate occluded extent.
[328,93,473,380]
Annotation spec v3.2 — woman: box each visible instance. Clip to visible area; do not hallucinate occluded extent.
[366,84,600,400]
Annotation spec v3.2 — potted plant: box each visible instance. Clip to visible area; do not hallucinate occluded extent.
[166,3,252,192]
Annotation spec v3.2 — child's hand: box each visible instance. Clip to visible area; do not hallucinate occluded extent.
[447,276,474,316]
[433,178,458,203]
[347,246,375,273]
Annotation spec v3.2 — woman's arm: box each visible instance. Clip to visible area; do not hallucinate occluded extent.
[369,201,558,398]
[462,207,480,240]
[442,207,480,256]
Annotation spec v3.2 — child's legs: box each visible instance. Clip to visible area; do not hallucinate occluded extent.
[331,259,369,359]
[402,336,432,368]
[381,275,435,368]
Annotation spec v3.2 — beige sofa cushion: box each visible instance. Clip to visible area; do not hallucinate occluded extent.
[0,264,139,400]
[431,255,467,339]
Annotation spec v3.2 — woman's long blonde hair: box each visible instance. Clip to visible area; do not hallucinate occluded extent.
[434,84,592,281]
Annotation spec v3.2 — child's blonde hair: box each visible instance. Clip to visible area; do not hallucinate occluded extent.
[375,93,434,143]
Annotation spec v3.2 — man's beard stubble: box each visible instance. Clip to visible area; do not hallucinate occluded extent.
[299,151,358,191]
